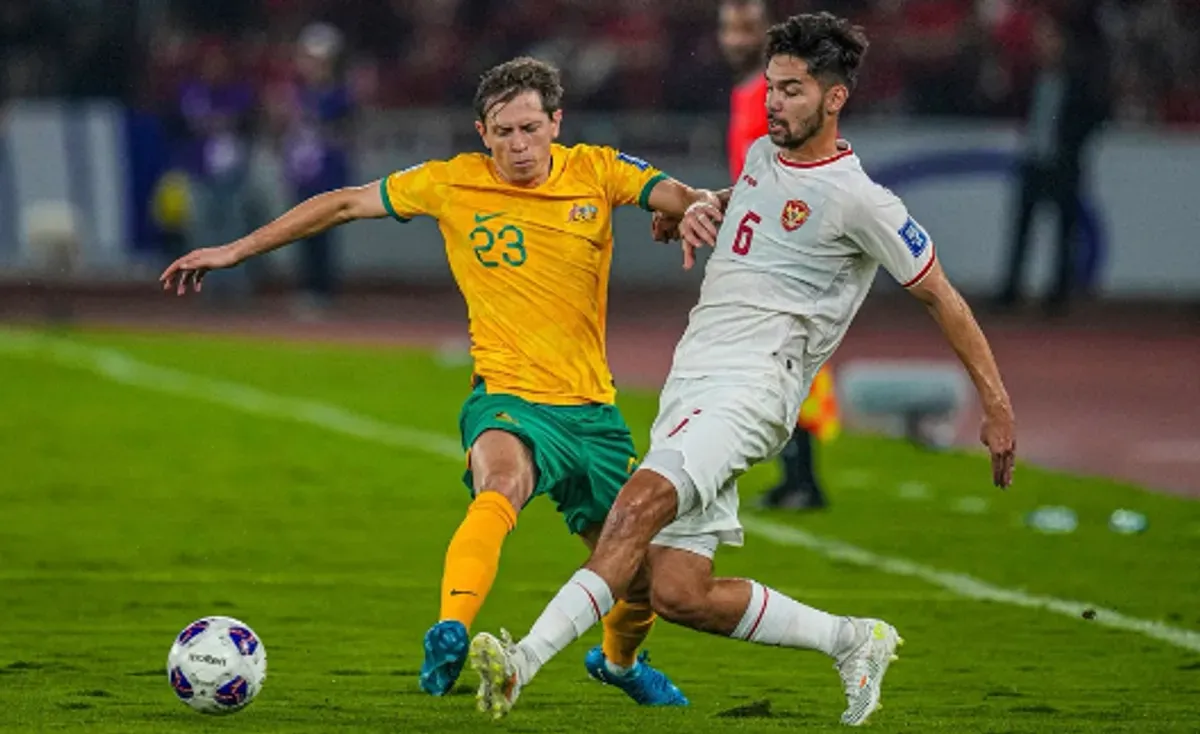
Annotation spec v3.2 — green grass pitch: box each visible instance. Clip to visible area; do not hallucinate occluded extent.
[1,326,1199,732]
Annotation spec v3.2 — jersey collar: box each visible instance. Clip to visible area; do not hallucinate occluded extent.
[775,139,854,169]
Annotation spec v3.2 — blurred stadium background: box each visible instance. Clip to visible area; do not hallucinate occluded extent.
[2,1,1200,730]
[1,0,1195,491]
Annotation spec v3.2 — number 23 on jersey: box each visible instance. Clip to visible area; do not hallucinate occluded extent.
[470,213,527,268]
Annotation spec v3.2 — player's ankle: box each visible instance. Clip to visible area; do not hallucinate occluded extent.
[512,642,540,685]
[831,617,861,661]
[604,657,636,677]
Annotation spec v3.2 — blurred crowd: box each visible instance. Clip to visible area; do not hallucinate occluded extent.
[0,0,1193,315]
[2,0,1199,127]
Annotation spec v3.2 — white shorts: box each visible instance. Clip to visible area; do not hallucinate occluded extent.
[642,361,807,559]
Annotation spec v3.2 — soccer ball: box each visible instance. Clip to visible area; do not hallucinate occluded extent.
[166,616,268,715]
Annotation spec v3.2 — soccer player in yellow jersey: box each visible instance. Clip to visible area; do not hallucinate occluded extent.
[160,57,721,706]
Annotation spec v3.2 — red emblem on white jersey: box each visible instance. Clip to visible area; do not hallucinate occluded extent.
[781,200,811,232]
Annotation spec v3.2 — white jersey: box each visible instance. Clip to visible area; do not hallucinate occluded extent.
[669,136,936,388]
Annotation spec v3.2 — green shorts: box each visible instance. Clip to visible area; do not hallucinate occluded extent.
[458,381,639,535]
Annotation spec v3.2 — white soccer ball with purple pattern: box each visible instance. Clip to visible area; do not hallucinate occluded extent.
[166,616,267,715]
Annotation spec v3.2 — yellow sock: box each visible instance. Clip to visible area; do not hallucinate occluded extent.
[602,600,657,668]
[439,491,517,629]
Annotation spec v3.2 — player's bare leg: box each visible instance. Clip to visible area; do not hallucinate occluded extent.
[577,525,687,706]
[587,468,680,595]
[421,430,531,696]
[470,467,901,724]
[468,468,678,717]
[645,545,902,726]
[582,524,656,673]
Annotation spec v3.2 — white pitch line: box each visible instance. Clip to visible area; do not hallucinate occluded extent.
[0,330,462,460]
[896,480,932,500]
[740,517,1200,653]
[4,329,1200,654]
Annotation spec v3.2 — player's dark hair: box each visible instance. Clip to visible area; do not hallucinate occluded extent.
[765,12,869,92]
[473,57,564,123]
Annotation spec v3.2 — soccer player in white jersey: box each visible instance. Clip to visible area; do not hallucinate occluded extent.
[468,12,1016,726]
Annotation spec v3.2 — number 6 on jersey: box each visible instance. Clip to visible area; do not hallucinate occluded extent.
[732,211,761,256]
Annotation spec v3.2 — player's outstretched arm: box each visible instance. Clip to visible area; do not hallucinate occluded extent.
[645,178,722,220]
[649,186,734,242]
[645,180,732,270]
[160,181,388,295]
[907,261,1016,488]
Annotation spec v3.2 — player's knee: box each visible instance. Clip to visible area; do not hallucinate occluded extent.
[604,470,678,542]
[649,578,708,627]
[470,430,535,507]
[474,467,532,508]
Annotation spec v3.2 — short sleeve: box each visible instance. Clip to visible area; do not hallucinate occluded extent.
[380,161,448,222]
[591,146,668,211]
[844,181,937,288]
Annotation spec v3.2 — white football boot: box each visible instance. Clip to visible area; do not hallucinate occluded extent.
[835,617,903,726]
[469,630,525,720]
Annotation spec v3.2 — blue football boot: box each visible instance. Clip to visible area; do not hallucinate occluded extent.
[584,646,689,706]
[420,620,469,696]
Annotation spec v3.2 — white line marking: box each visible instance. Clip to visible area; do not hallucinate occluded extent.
[741,516,1200,653]
[4,330,1199,654]
[951,496,990,515]
[897,481,932,500]
[0,330,462,460]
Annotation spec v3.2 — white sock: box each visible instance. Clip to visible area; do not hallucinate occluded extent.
[731,581,857,659]
[515,569,614,684]
[604,659,634,677]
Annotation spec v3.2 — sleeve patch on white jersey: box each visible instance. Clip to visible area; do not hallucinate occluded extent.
[898,216,930,258]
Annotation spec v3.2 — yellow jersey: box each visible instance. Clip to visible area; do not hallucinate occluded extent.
[380,143,667,406]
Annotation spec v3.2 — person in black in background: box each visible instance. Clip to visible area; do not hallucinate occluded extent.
[279,23,356,319]
[996,6,1111,315]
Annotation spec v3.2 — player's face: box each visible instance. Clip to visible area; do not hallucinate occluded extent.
[718,3,767,74]
[764,55,847,150]
[475,90,562,186]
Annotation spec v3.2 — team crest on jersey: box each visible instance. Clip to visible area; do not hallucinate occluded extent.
[567,202,599,223]
[780,199,811,232]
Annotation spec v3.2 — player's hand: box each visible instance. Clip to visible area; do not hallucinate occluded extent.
[678,200,723,270]
[651,211,681,243]
[980,407,1016,489]
[160,245,240,295]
